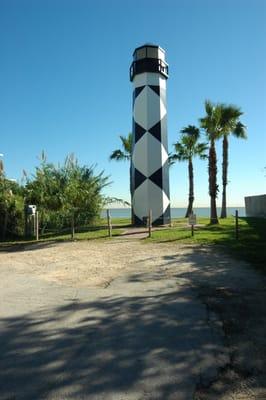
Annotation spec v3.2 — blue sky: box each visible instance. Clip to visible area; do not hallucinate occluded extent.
[0,0,265,207]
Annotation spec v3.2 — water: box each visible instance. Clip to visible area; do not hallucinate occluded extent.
[101,207,246,219]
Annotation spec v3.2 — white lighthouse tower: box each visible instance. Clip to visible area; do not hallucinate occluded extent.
[130,44,171,225]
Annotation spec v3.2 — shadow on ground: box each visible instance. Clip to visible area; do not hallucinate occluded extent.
[0,240,59,253]
[0,244,265,399]
[160,247,266,399]
[0,285,224,400]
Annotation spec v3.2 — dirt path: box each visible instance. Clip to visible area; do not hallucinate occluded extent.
[0,238,265,399]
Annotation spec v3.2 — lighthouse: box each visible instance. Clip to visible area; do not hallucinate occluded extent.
[130,44,171,225]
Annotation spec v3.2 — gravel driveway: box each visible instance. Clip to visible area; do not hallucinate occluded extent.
[0,238,265,399]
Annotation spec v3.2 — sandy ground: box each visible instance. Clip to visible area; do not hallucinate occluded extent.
[0,237,265,399]
[0,239,180,288]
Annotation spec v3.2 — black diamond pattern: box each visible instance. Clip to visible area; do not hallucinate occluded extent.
[134,85,145,99]
[132,77,170,226]
[149,121,161,142]
[149,85,160,96]
[134,121,146,143]
[134,168,147,189]
[133,214,145,226]
[149,167,162,189]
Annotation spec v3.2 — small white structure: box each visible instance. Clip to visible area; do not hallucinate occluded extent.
[245,195,266,217]
[27,205,37,215]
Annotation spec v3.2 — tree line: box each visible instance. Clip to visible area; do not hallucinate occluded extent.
[110,100,247,224]
[0,153,109,240]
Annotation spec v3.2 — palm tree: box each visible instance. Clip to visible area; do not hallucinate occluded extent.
[109,133,133,217]
[200,101,223,224]
[172,125,208,218]
[109,133,132,163]
[219,106,247,218]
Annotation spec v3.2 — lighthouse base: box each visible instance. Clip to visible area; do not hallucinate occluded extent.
[133,205,171,227]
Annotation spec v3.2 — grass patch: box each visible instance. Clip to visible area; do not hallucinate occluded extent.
[0,227,123,248]
[0,217,131,249]
[149,217,266,273]
[99,217,131,227]
[41,228,123,242]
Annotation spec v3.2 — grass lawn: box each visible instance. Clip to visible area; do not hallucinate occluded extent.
[0,226,123,247]
[40,227,123,241]
[99,217,131,227]
[148,216,266,274]
[0,216,132,248]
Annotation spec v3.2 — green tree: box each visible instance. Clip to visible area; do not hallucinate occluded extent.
[0,162,24,240]
[61,154,109,239]
[219,106,247,218]
[25,153,109,237]
[109,133,132,162]
[172,125,208,217]
[200,101,223,224]
[0,173,12,240]
[25,152,63,232]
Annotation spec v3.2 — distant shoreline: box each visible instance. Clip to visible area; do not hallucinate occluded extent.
[101,207,246,218]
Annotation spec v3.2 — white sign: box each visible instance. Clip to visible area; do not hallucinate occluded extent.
[189,213,197,225]
[28,205,37,215]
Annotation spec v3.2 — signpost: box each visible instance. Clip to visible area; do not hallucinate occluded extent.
[188,212,197,237]
[24,204,37,238]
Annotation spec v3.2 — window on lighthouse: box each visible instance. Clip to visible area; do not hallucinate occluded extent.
[136,47,146,60]
[147,47,158,58]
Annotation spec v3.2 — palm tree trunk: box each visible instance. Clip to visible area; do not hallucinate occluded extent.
[185,159,194,217]
[209,139,219,224]
[221,135,228,218]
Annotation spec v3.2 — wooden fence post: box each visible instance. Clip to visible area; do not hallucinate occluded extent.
[36,211,39,241]
[71,214,75,240]
[33,214,36,236]
[235,209,239,240]
[107,209,112,237]
[148,209,152,238]
[24,207,28,238]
